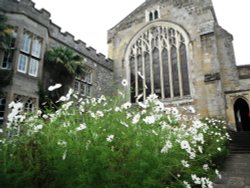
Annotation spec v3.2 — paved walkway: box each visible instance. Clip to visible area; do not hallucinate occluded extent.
[213,131,250,188]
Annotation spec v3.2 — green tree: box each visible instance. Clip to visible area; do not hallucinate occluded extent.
[41,47,85,107]
[45,47,85,75]
[0,14,13,92]
[0,14,12,51]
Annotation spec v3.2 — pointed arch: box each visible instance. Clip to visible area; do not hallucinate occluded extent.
[234,98,250,131]
[149,12,153,21]
[126,21,191,101]
[154,10,159,19]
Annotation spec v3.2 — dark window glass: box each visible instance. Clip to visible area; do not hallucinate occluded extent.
[162,48,170,98]
[130,57,136,103]
[154,11,159,19]
[137,55,143,101]
[149,12,153,21]
[0,97,6,123]
[171,46,180,97]
[180,44,190,96]
[153,48,161,98]
[144,52,151,97]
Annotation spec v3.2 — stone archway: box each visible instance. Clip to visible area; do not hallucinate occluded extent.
[234,98,250,131]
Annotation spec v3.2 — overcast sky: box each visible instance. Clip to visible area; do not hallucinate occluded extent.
[33,0,250,65]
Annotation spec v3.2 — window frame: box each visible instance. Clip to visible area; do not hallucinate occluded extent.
[125,22,191,102]
[74,69,93,96]
[146,7,160,22]
[0,27,18,70]
[0,96,6,123]
[28,58,39,77]
[17,29,42,77]
[31,37,42,58]
[20,31,32,53]
[17,54,28,73]
[14,95,35,112]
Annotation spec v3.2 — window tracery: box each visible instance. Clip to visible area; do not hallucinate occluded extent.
[146,9,160,22]
[128,24,190,102]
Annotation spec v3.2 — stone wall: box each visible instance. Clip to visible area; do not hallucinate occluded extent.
[0,0,113,71]
[107,0,250,127]
[107,0,228,117]
[0,0,114,124]
[238,65,250,80]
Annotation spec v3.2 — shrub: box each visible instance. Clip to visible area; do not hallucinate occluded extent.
[0,91,230,188]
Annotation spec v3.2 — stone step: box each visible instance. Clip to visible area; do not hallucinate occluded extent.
[229,146,250,151]
[213,132,250,187]
[228,131,250,155]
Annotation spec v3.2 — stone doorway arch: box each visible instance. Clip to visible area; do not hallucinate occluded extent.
[234,98,250,131]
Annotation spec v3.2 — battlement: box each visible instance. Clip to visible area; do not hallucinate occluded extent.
[48,21,113,70]
[0,0,51,24]
[0,0,113,70]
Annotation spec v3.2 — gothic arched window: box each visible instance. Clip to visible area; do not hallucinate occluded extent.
[128,24,190,101]
[154,10,159,19]
[149,12,153,21]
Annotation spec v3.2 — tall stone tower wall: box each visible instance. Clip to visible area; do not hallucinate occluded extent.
[108,0,228,117]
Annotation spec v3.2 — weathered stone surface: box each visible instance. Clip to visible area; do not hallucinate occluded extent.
[108,0,250,128]
[227,177,245,188]
[0,0,114,123]
[0,0,250,129]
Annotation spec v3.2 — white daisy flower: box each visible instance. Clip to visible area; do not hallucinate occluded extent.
[106,135,114,142]
[121,79,128,86]
[181,160,190,168]
[76,123,87,131]
[48,83,62,91]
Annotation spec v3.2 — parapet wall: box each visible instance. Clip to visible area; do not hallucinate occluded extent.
[0,0,113,70]
[108,0,215,42]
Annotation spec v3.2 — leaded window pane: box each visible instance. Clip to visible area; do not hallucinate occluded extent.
[0,97,6,123]
[162,48,170,98]
[128,24,190,102]
[74,80,80,93]
[153,48,161,98]
[18,54,28,73]
[144,52,151,97]
[137,55,143,99]
[85,85,91,96]
[24,98,33,112]
[171,46,180,97]
[21,31,31,53]
[2,50,14,69]
[180,44,190,96]
[31,37,42,58]
[130,57,136,102]
[29,58,39,77]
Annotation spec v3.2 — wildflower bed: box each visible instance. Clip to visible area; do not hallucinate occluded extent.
[0,92,230,187]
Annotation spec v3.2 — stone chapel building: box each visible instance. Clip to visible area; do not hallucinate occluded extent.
[107,0,250,131]
[0,0,250,131]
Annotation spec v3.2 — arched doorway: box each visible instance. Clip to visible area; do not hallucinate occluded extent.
[234,98,250,131]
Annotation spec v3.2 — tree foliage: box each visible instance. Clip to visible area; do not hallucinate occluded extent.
[0,14,12,51]
[41,47,85,107]
[45,47,85,75]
